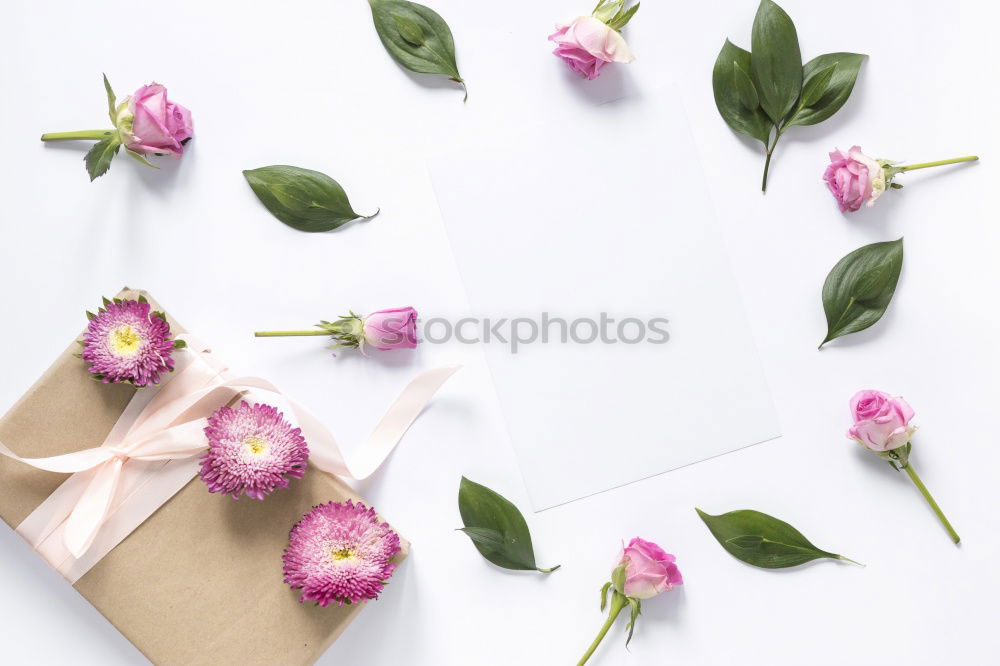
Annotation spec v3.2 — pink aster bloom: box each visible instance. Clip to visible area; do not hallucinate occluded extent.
[81,297,179,386]
[199,402,309,500]
[283,500,401,607]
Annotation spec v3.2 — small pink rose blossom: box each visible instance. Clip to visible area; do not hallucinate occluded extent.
[617,537,683,599]
[363,307,418,350]
[579,537,681,663]
[847,389,916,452]
[549,16,635,80]
[844,390,960,544]
[116,83,193,158]
[823,146,886,212]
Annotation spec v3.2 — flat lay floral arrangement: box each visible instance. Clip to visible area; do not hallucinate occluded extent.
[4,0,983,664]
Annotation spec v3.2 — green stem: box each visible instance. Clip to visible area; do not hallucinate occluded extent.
[761,127,785,193]
[901,156,978,172]
[40,130,116,142]
[253,330,329,337]
[903,462,960,544]
[577,592,626,666]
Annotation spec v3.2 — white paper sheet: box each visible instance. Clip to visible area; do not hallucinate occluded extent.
[429,89,780,509]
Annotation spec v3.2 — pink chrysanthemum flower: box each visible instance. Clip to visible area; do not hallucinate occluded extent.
[283,500,401,607]
[199,402,309,500]
[81,297,181,386]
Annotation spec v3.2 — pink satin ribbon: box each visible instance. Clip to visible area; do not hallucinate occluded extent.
[0,336,459,582]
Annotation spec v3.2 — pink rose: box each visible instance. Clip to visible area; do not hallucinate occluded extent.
[847,390,916,452]
[549,16,635,80]
[823,146,886,212]
[362,307,418,350]
[116,83,193,158]
[616,537,682,599]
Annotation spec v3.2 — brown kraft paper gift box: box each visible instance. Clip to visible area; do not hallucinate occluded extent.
[0,288,407,665]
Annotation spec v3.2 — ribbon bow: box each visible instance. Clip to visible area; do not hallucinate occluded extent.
[1,338,459,569]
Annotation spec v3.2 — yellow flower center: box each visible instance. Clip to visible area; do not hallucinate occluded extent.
[109,325,142,356]
[244,435,268,456]
[331,548,355,561]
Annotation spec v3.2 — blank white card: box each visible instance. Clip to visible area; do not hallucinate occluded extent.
[429,90,780,509]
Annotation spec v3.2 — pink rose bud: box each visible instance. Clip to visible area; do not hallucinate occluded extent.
[362,307,418,350]
[116,83,194,158]
[847,390,916,452]
[617,537,683,600]
[823,146,888,212]
[549,2,638,81]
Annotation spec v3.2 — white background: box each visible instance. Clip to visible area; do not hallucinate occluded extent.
[0,1,998,665]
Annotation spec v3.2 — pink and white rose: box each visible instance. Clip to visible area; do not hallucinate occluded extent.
[847,389,916,452]
[116,83,193,158]
[616,537,683,600]
[363,307,418,350]
[549,16,635,80]
[823,146,887,212]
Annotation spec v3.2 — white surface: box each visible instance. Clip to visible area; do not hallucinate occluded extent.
[0,1,998,665]
[430,91,779,509]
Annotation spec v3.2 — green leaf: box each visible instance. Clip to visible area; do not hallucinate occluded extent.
[799,62,836,107]
[391,13,425,46]
[733,61,759,110]
[85,136,121,181]
[173,339,187,349]
[599,582,612,611]
[368,0,466,99]
[820,238,904,347]
[611,564,626,594]
[242,165,377,233]
[712,39,772,147]
[126,148,159,169]
[750,0,802,125]
[103,73,117,124]
[696,508,858,569]
[457,477,559,573]
[787,52,866,127]
[625,597,641,647]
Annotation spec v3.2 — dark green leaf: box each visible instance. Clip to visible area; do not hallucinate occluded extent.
[173,339,187,349]
[696,508,858,569]
[456,526,507,550]
[750,0,802,124]
[787,52,866,127]
[392,13,425,46]
[820,238,904,347]
[85,136,121,181]
[712,39,772,147]
[368,0,466,99]
[799,63,836,107]
[103,73,117,124]
[733,62,759,110]
[457,477,559,573]
[242,165,377,233]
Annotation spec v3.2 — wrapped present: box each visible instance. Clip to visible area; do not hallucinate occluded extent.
[0,288,457,665]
